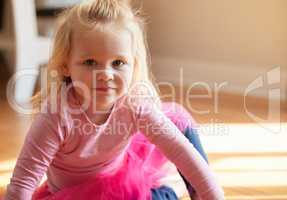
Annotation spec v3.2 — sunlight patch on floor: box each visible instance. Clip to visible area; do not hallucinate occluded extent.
[217,171,287,187]
[199,123,287,153]
[226,195,287,200]
[0,159,16,188]
[0,159,16,171]
[212,156,287,171]
[0,172,12,188]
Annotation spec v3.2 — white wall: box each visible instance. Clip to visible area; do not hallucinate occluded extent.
[143,0,287,100]
[2,0,287,99]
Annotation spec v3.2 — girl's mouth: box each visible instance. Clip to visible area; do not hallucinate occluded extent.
[96,88,109,92]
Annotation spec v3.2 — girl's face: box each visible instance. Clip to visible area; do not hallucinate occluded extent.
[65,27,135,112]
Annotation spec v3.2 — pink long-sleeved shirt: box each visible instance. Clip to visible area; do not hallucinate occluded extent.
[5,88,224,200]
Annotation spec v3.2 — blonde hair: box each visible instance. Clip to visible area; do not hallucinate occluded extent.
[31,0,161,112]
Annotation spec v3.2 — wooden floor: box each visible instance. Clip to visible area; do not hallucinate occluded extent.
[0,74,287,199]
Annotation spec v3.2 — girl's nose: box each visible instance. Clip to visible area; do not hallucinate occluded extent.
[94,70,114,81]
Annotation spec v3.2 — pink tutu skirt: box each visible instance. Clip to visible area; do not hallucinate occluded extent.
[32,133,169,200]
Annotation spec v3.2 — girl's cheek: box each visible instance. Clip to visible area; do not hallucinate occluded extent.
[119,73,132,89]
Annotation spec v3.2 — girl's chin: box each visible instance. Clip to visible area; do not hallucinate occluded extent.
[91,95,117,104]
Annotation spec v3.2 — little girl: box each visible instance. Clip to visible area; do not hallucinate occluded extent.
[5,0,224,199]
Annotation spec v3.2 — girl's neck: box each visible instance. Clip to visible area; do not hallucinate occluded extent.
[69,87,114,125]
[85,103,114,125]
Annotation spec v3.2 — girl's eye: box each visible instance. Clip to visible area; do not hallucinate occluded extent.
[83,59,97,66]
[112,60,125,67]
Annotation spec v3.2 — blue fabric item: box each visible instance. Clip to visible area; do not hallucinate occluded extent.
[151,185,179,200]
[184,127,208,163]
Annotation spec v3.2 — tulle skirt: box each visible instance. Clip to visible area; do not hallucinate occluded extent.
[32,132,170,200]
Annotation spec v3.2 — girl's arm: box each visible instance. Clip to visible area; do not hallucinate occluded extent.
[135,102,224,200]
[178,124,210,199]
[5,112,64,200]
